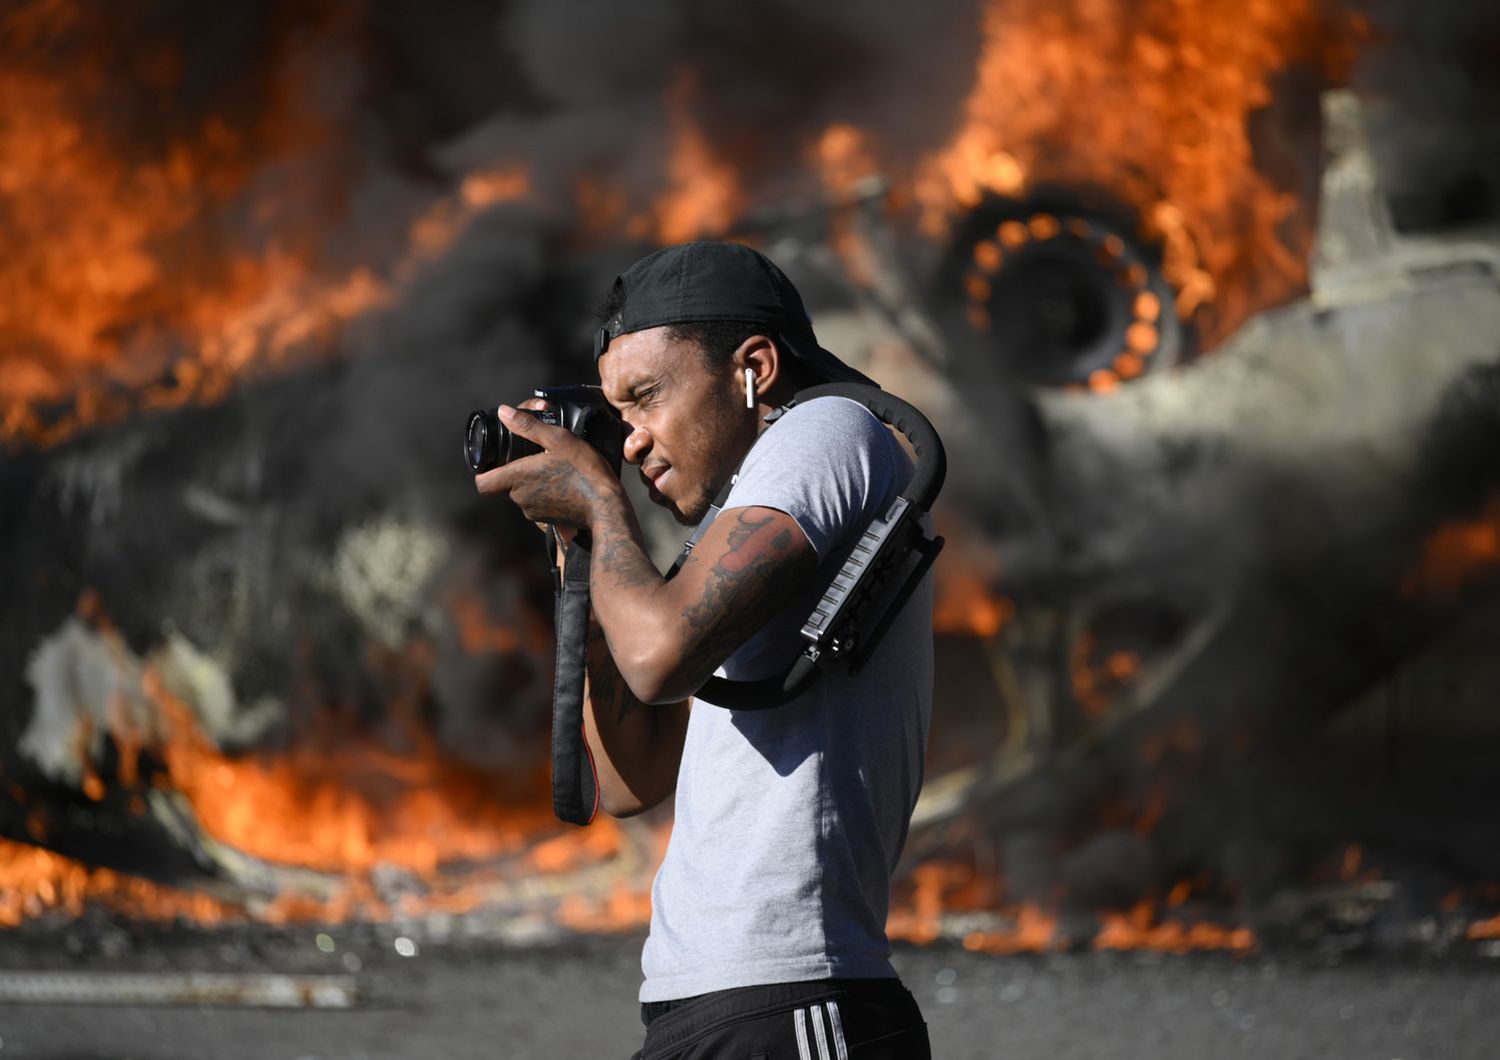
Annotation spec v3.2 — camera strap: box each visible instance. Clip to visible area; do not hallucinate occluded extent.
[549,527,599,826]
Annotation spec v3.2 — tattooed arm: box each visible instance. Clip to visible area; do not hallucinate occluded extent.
[585,491,818,705]
[556,500,817,815]
[541,494,814,814]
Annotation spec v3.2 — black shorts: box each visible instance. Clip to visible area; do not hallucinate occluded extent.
[630,977,930,1060]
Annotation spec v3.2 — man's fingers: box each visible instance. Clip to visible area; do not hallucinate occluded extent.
[473,408,569,496]
[499,404,535,427]
[473,463,513,495]
[499,404,567,445]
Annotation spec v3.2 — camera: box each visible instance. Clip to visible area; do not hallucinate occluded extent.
[464,385,625,475]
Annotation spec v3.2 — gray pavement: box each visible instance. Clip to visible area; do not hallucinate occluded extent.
[0,930,1497,1059]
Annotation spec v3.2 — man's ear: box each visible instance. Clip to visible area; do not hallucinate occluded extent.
[735,335,780,404]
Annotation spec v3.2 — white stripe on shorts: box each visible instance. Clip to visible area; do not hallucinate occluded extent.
[825,1000,850,1060]
[794,1006,812,1060]
[811,1002,833,1060]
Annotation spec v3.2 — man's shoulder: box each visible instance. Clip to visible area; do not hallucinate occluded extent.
[726,394,904,549]
[750,395,889,463]
[773,394,884,435]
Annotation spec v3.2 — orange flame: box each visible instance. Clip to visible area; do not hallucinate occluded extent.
[931,518,1012,638]
[1072,629,1141,717]
[1093,898,1255,953]
[648,73,742,244]
[2,664,650,928]
[1,594,653,928]
[1401,496,1500,599]
[886,857,1255,953]
[0,837,243,928]
[933,574,1014,638]
[811,123,884,286]
[1468,913,1500,941]
[447,585,553,658]
[0,2,406,447]
[1339,843,1362,882]
[887,859,1008,946]
[912,0,1350,348]
[408,167,531,263]
[814,123,879,198]
[961,905,1062,955]
[0,4,540,450]
[139,665,557,877]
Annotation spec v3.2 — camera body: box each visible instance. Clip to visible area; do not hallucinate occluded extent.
[465,385,625,475]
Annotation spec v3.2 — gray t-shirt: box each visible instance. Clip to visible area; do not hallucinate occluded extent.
[639,396,934,1002]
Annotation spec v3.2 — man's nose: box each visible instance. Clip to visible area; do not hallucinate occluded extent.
[622,424,652,465]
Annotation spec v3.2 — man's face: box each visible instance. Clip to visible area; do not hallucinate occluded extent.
[598,326,753,525]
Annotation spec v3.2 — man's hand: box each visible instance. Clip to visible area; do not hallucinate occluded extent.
[473,404,620,533]
[515,396,577,548]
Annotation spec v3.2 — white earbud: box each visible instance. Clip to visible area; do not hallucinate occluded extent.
[745,367,756,409]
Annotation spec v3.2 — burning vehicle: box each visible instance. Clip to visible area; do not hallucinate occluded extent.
[2,0,1499,963]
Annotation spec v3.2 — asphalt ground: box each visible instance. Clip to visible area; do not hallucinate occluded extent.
[0,926,1497,1060]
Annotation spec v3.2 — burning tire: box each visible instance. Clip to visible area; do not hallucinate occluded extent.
[943,192,1187,390]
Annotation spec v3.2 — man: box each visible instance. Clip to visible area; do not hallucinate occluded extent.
[476,241,933,1059]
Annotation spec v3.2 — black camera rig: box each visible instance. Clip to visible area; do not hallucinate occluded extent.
[464,385,624,476]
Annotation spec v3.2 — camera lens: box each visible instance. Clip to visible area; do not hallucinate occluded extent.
[465,407,548,472]
[465,409,500,472]
[466,417,485,467]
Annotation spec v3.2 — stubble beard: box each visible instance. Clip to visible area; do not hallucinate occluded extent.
[670,382,753,525]
[672,472,724,526]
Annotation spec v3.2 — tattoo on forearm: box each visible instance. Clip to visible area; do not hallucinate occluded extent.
[678,511,813,678]
[529,461,600,514]
[591,505,659,591]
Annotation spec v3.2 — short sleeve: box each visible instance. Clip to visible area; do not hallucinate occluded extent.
[721,396,898,560]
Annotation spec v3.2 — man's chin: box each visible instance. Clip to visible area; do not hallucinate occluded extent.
[667,498,707,525]
[656,490,711,526]
[650,475,719,525]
